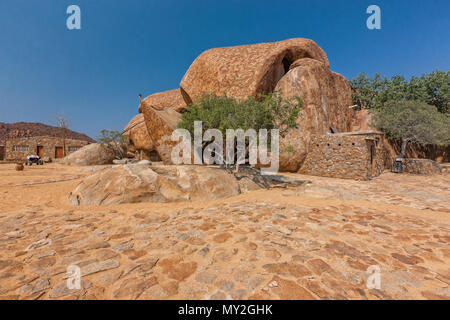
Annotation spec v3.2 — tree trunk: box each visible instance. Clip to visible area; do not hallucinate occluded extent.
[62,128,66,157]
[400,138,408,158]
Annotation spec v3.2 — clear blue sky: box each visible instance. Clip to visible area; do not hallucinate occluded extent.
[0,0,449,139]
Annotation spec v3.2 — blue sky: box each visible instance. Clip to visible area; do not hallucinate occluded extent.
[0,0,449,139]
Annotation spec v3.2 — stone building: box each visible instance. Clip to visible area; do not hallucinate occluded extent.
[0,121,95,162]
[4,136,91,161]
[299,131,385,180]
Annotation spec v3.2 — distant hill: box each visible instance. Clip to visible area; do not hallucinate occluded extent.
[0,122,96,143]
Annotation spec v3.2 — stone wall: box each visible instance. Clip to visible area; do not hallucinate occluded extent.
[5,136,90,161]
[402,158,442,175]
[299,132,385,180]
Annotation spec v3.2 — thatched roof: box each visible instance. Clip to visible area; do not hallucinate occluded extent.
[180,38,329,103]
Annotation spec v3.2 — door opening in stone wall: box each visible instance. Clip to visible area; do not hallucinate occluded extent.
[37,146,44,158]
[367,141,376,176]
[55,146,64,158]
[0,146,4,160]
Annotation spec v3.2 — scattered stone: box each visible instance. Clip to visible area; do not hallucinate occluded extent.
[391,253,424,265]
[113,277,157,299]
[48,280,91,298]
[197,247,210,257]
[195,272,217,284]
[18,278,50,296]
[268,276,316,299]
[26,238,52,251]
[158,257,197,282]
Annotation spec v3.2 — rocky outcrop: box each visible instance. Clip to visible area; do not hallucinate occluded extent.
[69,164,241,205]
[138,89,187,113]
[128,38,352,170]
[69,164,307,205]
[141,104,182,164]
[63,143,116,166]
[275,59,352,171]
[351,109,375,132]
[180,38,329,103]
[123,114,154,152]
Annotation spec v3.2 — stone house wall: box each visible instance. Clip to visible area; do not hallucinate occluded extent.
[299,132,385,180]
[5,136,90,161]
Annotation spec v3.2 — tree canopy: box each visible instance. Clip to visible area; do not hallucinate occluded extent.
[350,70,449,114]
[371,100,450,149]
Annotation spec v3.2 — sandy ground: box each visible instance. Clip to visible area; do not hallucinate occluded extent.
[0,163,448,300]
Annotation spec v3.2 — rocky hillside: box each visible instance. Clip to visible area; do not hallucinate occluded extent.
[0,122,95,142]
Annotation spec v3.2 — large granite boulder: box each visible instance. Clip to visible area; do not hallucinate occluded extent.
[63,143,116,166]
[141,104,182,164]
[180,38,329,103]
[69,164,241,205]
[275,59,352,171]
[351,109,376,132]
[122,113,154,152]
[138,88,187,113]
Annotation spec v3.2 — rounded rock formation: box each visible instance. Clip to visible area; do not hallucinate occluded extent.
[123,113,154,152]
[138,88,187,114]
[275,60,352,171]
[180,38,329,103]
[63,143,116,166]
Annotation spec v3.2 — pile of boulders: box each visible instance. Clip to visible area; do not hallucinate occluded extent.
[123,38,353,172]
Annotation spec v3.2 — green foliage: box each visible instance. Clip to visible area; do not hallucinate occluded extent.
[350,70,449,113]
[284,145,294,153]
[97,129,129,159]
[371,100,450,146]
[178,93,302,137]
[97,130,125,145]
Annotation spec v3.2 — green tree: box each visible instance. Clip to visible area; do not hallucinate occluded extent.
[421,70,449,114]
[97,129,129,159]
[371,100,450,157]
[350,70,449,113]
[177,93,302,167]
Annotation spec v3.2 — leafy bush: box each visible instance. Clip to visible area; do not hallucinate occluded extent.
[371,100,450,156]
[178,93,302,138]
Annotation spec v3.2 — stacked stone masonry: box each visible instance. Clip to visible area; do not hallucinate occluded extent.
[5,136,91,161]
[402,158,442,175]
[299,132,385,180]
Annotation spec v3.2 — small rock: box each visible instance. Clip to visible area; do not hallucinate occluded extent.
[197,247,210,257]
[48,280,91,298]
[18,278,50,296]
[63,259,120,278]
[195,272,217,284]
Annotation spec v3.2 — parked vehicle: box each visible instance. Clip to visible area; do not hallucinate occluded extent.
[25,155,44,165]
